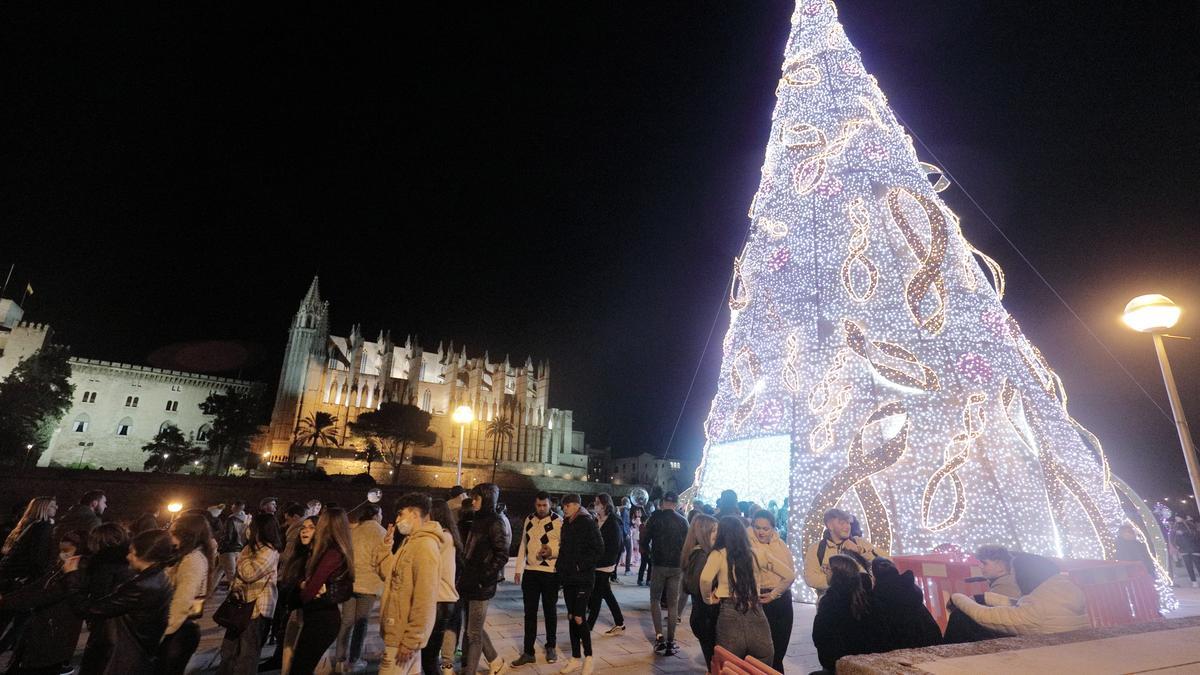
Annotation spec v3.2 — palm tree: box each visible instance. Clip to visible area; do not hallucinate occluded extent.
[295,411,339,467]
[485,415,515,482]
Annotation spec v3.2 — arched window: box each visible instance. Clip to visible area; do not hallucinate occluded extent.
[72,413,90,433]
[197,423,212,442]
[422,390,432,412]
[159,421,176,434]
[116,417,133,436]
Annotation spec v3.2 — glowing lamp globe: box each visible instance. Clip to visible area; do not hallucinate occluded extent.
[452,405,474,425]
[166,502,183,514]
[1123,294,1181,333]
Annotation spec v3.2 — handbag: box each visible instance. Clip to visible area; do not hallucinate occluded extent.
[213,591,255,636]
[307,567,353,607]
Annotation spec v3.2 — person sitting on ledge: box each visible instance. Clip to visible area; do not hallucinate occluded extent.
[949,552,1089,638]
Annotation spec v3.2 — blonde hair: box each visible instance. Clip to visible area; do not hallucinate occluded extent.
[3,496,57,555]
[307,507,355,582]
[680,513,718,566]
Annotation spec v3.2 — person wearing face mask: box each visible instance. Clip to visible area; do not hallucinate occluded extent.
[749,510,796,672]
[0,531,88,674]
[376,493,442,675]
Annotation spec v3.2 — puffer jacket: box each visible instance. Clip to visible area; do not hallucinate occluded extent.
[70,564,172,675]
[351,519,387,596]
[459,504,511,601]
[556,512,603,587]
[951,574,1090,636]
[379,520,442,650]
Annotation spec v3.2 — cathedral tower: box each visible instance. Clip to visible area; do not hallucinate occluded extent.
[267,276,329,456]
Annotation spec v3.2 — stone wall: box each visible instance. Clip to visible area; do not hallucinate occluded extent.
[0,467,641,525]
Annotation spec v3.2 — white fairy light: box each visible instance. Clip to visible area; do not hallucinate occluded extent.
[688,0,1146,605]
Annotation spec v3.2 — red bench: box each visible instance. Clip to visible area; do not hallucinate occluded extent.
[891,553,1161,631]
[711,645,782,675]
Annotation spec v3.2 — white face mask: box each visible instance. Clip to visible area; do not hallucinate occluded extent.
[59,552,72,562]
[367,492,381,504]
[396,518,414,536]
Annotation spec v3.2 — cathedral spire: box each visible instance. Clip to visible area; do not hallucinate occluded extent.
[301,276,321,310]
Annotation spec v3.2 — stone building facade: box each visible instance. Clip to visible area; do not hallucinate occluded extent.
[261,278,609,480]
[0,298,258,470]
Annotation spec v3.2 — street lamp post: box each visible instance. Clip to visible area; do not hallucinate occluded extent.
[1124,294,1200,516]
[452,405,474,486]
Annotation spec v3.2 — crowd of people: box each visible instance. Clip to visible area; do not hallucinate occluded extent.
[0,483,1168,674]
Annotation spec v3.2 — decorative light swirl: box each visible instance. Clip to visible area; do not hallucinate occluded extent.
[840,197,878,302]
[1001,379,1116,559]
[844,320,940,391]
[888,187,949,334]
[922,392,987,531]
[803,400,909,556]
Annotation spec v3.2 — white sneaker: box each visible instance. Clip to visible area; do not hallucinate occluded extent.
[1193,581,1199,588]
[559,658,581,673]
[490,657,510,675]
[604,624,625,635]
[581,656,594,675]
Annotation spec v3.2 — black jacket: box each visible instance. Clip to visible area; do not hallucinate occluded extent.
[55,504,102,541]
[812,584,888,671]
[639,508,688,568]
[597,515,623,570]
[557,512,603,587]
[2,563,84,669]
[70,564,171,675]
[459,505,511,601]
[0,520,55,590]
[871,567,941,650]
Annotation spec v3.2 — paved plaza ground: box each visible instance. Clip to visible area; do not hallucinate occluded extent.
[181,564,1200,674]
[24,562,1200,673]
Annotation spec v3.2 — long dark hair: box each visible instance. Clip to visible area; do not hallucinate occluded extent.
[828,554,869,619]
[169,512,215,568]
[430,499,464,556]
[246,513,282,552]
[282,516,317,586]
[308,507,354,581]
[715,516,759,612]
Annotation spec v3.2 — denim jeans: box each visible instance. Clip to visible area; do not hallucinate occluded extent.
[586,572,623,630]
[217,616,267,675]
[335,592,377,663]
[649,566,681,642]
[715,599,773,661]
[461,599,497,674]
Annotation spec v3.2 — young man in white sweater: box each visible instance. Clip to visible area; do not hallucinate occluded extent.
[511,491,562,668]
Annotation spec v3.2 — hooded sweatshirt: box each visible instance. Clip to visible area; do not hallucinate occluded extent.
[380,520,443,650]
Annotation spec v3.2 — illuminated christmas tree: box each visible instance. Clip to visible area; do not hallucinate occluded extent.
[689,0,1130,573]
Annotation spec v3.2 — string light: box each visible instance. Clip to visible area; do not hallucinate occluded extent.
[685,0,1135,604]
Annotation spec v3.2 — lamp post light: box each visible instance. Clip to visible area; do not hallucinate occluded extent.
[1124,294,1200,516]
[23,443,33,468]
[452,405,474,486]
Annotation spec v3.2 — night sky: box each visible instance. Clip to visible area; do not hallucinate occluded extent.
[3,3,1198,507]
